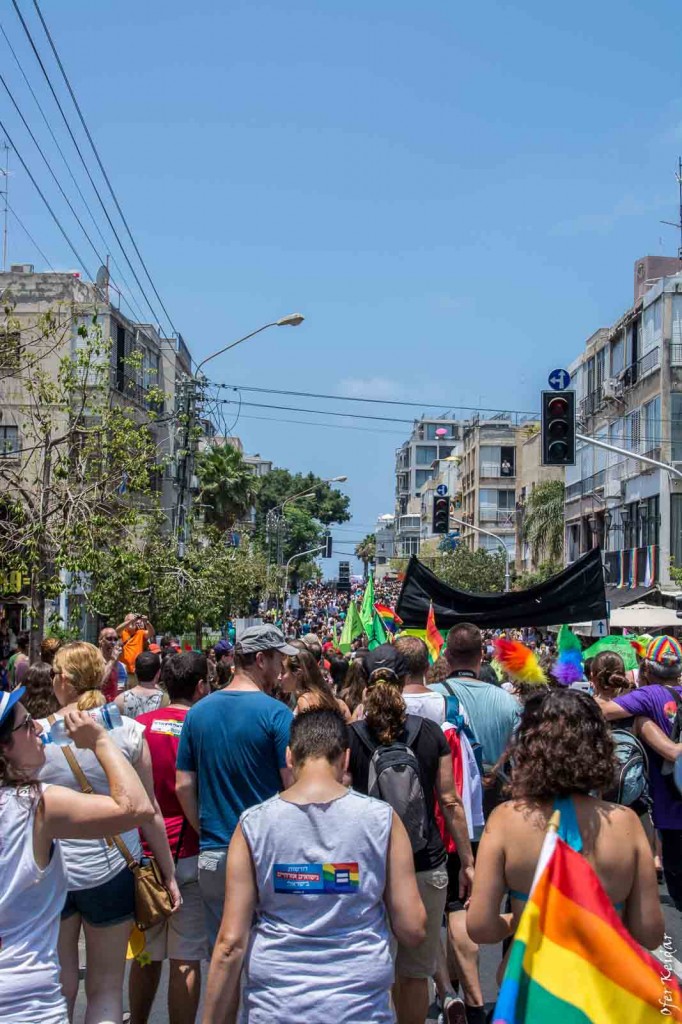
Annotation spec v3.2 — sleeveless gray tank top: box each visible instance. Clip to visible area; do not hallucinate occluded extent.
[239,789,394,1023]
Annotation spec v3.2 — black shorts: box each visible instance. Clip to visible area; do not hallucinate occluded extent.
[446,843,479,913]
[61,864,135,927]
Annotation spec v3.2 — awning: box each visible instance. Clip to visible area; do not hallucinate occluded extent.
[608,603,682,630]
[606,586,656,609]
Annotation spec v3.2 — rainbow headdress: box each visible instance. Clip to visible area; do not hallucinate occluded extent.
[553,625,584,686]
[494,639,547,686]
[493,817,682,1023]
[374,603,403,634]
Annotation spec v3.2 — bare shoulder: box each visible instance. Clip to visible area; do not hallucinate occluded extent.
[592,798,641,831]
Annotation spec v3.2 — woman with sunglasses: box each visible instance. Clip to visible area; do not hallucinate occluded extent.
[0,686,154,1024]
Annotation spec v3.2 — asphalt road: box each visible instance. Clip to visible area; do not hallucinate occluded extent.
[72,880,682,1023]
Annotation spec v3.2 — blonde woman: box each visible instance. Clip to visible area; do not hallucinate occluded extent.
[36,642,180,1024]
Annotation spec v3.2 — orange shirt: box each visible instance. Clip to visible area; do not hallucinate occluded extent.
[120,627,147,674]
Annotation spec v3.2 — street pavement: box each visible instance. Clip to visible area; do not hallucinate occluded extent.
[72,880,682,1023]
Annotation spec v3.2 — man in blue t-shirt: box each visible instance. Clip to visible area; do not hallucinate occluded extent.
[177,624,296,946]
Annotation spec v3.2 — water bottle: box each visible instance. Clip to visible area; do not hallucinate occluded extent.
[42,703,124,746]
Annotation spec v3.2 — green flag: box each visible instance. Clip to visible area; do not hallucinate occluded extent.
[360,572,375,637]
[339,602,363,654]
[367,610,388,651]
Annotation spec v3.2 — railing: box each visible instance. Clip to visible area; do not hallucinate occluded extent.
[580,386,604,418]
[479,506,517,527]
[479,462,515,479]
[672,343,682,367]
[622,347,660,388]
[564,469,607,502]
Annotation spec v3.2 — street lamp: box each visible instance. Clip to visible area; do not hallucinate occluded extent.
[267,475,348,566]
[195,313,305,376]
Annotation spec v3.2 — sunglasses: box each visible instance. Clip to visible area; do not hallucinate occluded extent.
[11,713,33,734]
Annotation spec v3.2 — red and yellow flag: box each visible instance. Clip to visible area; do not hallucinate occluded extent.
[425,602,443,664]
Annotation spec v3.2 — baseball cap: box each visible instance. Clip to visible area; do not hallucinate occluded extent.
[644,636,682,679]
[0,686,26,729]
[236,625,298,656]
[364,644,408,680]
[214,639,234,658]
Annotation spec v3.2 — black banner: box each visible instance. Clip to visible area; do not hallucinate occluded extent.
[396,548,607,629]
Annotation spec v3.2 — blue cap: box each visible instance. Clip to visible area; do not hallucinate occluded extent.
[0,686,26,728]
[214,639,234,657]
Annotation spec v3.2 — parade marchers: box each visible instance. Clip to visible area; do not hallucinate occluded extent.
[0,581,681,1024]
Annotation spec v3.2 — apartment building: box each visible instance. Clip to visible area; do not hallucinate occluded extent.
[459,414,526,559]
[394,416,467,557]
[0,265,195,630]
[419,452,464,557]
[374,513,396,580]
[565,254,682,593]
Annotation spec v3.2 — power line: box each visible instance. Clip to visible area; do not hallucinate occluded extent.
[214,397,416,424]
[6,199,53,268]
[0,21,147,323]
[0,72,147,321]
[0,118,94,277]
[206,380,540,417]
[31,0,178,337]
[10,0,166,330]
[227,411,406,434]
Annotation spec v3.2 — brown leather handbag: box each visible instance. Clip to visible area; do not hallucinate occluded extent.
[50,720,175,931]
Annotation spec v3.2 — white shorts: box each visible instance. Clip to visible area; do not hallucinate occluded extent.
[143,856,208,963]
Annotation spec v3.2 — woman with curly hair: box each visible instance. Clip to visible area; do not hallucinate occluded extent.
[466,688,663,954]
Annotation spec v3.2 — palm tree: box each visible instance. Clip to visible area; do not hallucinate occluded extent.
[196,444,258,532]
[521,480,565,566]
[355,533,376,579]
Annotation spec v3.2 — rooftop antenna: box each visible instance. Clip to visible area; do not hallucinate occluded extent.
[660,156,682,259]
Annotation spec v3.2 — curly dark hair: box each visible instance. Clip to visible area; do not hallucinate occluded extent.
[363,669,406,746]
[509,688,616,800]
[590,651,631,699]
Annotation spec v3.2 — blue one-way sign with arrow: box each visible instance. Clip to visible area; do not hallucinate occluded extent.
[548,368,570,391]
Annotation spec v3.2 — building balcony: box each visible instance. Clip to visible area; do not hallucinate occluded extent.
[479,506,518,527]
[479,462,515,480]
[397,514,421,536]
[622,347,660,388]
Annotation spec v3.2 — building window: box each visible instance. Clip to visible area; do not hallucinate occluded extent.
[642,396,661,454]
[596,347,606,387]
[610,333,624,377]
[401,536,420,556]
[672,394,682,462]
[415,469,434,489]
[438,445,454,459]
[625,409,641,454]
[0,425,19,457]
[416,445,437,465]
[0,329,20,369]
[480,445,515,478]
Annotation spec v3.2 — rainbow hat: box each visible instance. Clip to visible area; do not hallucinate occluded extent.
[644,636,682,678]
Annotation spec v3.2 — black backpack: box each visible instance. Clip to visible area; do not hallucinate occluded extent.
[354,716,430,853]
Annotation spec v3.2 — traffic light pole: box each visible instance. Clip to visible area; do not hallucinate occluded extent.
[450,515,511,592]
[576,433,682,481]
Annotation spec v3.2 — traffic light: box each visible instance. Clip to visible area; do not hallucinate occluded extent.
[541,390,576,466]
[322,534,333,558]
[432,495,449,534]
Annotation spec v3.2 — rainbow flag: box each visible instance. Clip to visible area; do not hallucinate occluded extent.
[374,602,403,634]
[425,603,443,664]
[493,821,682,1023]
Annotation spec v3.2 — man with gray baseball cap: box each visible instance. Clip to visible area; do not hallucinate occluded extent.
[177,622,294,947]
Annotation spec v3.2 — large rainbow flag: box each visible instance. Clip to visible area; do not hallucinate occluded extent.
[493,817,682,1023]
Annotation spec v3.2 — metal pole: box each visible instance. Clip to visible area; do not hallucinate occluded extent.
[284,544,325,601]
[576,433,682,481]
[1,141,9,272]
[450,515,511,592]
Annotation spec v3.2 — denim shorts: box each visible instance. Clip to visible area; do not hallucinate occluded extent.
[61,864,135,927]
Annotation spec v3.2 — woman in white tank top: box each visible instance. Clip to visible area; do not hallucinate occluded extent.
[0,686,154,1024]
[202,707,428,1023]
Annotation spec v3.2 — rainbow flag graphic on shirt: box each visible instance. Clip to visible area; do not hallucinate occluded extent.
[425,602,444,664]
[493,822,682,1023]
[373,603,403,634]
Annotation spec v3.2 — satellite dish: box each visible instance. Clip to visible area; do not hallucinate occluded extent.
[95,264,110,295]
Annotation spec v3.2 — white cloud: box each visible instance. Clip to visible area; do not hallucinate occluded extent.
[337,376,404,400]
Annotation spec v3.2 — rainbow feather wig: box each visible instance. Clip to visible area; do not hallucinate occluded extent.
[493,639,547,685]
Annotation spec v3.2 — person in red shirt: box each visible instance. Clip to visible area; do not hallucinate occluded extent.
[128,652,210,1024]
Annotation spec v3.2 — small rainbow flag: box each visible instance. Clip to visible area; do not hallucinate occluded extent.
[493,819,682,1024]
[374,603,403,633]
[425,602,444,664]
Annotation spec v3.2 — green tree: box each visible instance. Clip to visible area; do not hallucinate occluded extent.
[513,560,563,590]
[431,546,507,593]
[521,480,565,566]
[254,468,350,562]
[355,533,376,578]
[0,304,163,657]
[196,443,258,531]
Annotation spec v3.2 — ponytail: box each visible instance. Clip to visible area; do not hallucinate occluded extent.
[363,668,406,745]
[76,688,106,711]
[591,651,631,698]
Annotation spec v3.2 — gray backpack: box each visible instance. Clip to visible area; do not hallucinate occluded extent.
[607,727,650,808]
[355,716,429,853]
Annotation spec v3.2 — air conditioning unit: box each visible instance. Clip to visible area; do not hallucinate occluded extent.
[603,479,621,499]
[602,378,621,401]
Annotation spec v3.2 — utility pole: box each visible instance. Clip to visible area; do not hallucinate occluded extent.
[1,141,9,271]
[660,156,682,260]
[174,375,198,557]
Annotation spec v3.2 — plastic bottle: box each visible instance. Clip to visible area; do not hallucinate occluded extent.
[41,703,124,746]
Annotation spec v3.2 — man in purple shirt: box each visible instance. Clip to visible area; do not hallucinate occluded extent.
[600,635,682,911]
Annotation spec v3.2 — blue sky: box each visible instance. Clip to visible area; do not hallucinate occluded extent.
[2,0,681,572]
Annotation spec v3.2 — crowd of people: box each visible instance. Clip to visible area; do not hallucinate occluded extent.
[0,581,680,1024]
